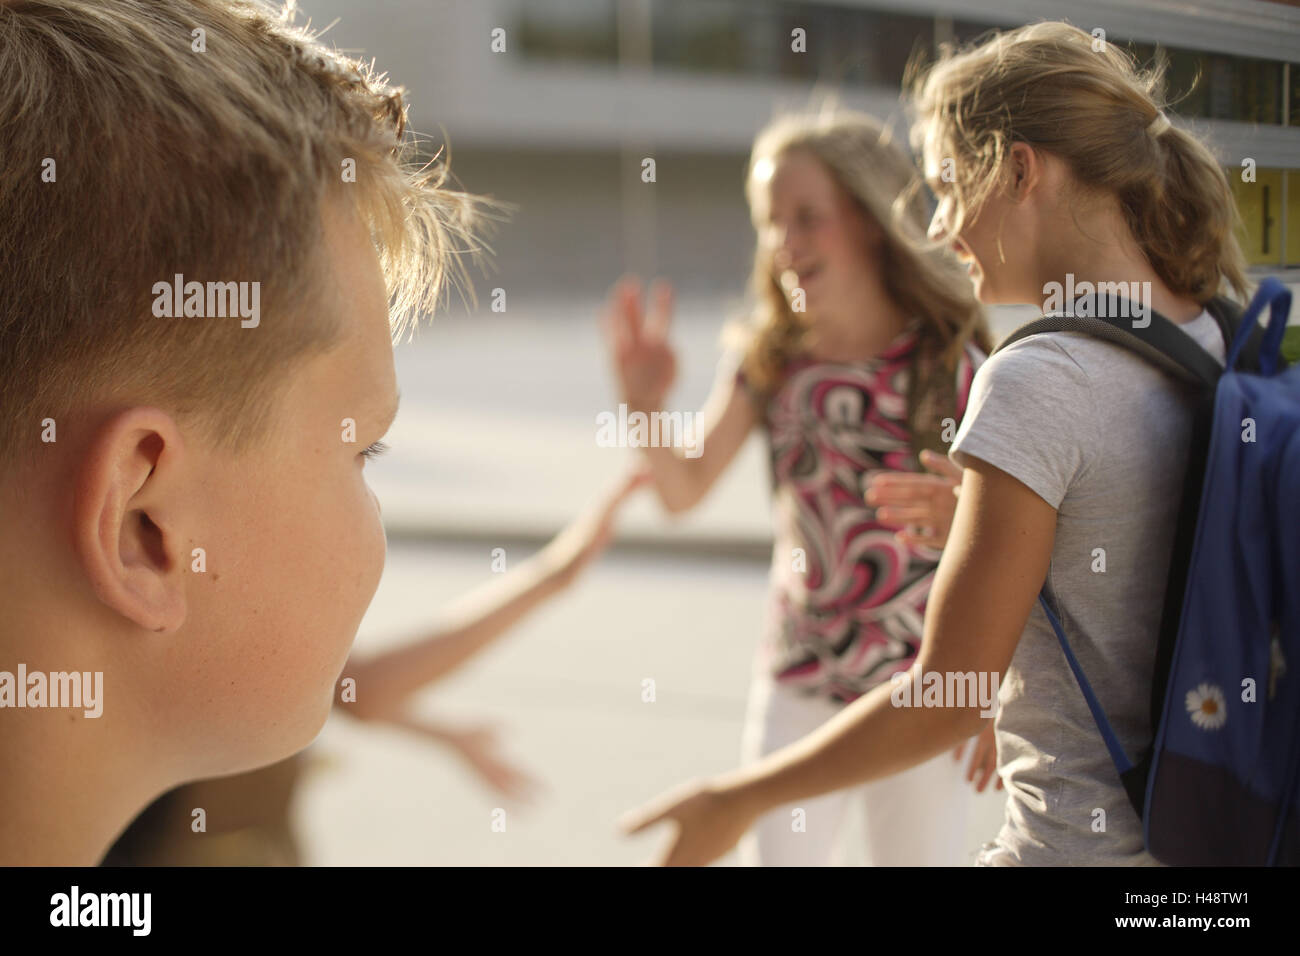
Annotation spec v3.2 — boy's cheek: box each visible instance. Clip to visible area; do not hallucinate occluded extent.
[294,469,384,608]
[357,483,387,605]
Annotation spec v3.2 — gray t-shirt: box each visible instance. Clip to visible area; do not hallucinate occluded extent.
[950,309,1225,866]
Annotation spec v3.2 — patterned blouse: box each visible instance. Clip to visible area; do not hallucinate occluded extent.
[737,326,984,704]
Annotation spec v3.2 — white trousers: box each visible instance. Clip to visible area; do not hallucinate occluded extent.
[738,668,976,866]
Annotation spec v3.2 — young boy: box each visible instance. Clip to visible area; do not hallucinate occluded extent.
[0,0,485,865]
[103,466,649,865]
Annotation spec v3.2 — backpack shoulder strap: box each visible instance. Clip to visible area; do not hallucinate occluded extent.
[993,297,1222,390]
[1206,295,1288,373]
[998,291,1227,820]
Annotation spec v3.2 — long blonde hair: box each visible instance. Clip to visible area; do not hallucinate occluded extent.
[731,106,990,455]
[907,21,1248,303]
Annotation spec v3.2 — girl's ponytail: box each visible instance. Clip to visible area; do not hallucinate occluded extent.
[910,21,1250,303]
[1124,121,1248,301]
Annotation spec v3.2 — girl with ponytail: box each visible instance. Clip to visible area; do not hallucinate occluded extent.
[622,21,1251,867]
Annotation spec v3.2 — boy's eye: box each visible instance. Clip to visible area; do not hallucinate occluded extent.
[360,440,390,462]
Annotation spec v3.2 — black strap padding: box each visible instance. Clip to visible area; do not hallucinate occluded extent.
[1146,386,1216,737]
[993,296,1223,389]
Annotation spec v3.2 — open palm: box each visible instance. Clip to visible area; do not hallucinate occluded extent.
[602,275,678,410]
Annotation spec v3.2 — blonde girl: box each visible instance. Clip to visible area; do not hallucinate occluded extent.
[604,107,992,865]
[622,21,1250,867]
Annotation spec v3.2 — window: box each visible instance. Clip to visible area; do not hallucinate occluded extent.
[1128,43,1283,125]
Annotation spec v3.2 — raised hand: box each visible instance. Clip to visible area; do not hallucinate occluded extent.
[601,275,678,411]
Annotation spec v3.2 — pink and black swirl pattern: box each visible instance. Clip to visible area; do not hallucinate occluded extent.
[743,329,981,704]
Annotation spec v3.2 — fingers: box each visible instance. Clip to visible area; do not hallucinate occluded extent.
[599,291,629,365]
[895,528,946,550]
[644,278,674,343]
[964,735,982,783]
[919,448,963,482]
[494,765,543,804]
[605,274,644,353]
[864,474,951,506]
[967,724,999,793]
[464,723,501,743]
[868,464,959,549]
[656,834,690,868]
[387,713,457,743]
[620,781,699,836]
[618,797,675,836]
[875,505,936,525]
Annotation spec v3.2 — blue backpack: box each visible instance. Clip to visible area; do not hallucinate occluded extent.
[995,278,1298,866]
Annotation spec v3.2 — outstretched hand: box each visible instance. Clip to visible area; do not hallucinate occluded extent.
[619,778,757,866]
[364,710,542,804]
[865,449,963,550]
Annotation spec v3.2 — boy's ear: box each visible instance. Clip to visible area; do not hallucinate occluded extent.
[73,407,188,634]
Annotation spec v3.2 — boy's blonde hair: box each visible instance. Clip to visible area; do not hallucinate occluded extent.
[0,0,494,470]
[734,106,990,455]
[908,21,1248,304]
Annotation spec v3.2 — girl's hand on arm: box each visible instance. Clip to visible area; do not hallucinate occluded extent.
[866,449,963,550]
[620,455,1054,865]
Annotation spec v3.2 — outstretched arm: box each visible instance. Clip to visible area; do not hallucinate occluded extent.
[342,466,648,720]
[868,449,1002,789]
[621,455,1055,865]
